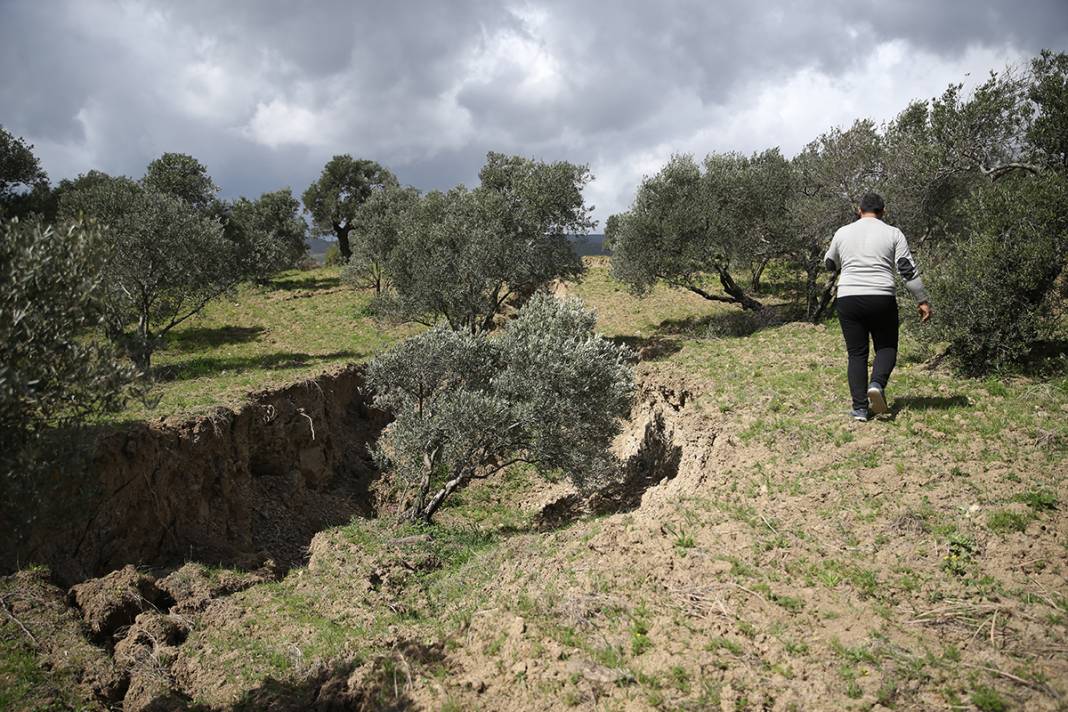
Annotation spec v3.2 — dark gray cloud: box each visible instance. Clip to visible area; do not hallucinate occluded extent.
[1,0,1064,225]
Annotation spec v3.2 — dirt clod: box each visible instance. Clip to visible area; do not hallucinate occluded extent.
[122,670,190,712]
[1,568,128,705]
[69,565,166,642]
[113,611,189,669]
[156,561,278,614]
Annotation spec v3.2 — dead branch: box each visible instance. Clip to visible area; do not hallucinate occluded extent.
[0,594,38,648]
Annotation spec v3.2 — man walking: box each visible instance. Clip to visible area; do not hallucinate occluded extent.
[824,193,932,421]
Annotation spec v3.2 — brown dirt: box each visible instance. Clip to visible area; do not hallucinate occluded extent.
[3,364,388,586]
[406,362,1068,711]
[69,564,169,643]
[0,568,127,707]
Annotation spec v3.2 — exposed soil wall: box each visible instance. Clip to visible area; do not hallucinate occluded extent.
[4,364,387,586]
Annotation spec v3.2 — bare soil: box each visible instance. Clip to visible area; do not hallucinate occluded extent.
[2,364,388,586]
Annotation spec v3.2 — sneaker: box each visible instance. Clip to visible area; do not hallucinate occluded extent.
[851,407,870,421]
[867,383,888,415]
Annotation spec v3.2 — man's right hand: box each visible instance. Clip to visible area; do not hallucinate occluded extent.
[918,302,933,323]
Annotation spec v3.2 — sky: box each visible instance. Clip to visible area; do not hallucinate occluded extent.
[1,0,1066,230]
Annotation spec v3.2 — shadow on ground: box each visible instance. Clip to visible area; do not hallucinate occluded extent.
[226,641,443,711]
[155,350,362,382]
[609,334,683,361]
[267,273,342,292]
[1017,339,1068,377]
[893,395,971,412]
[656,303,803,340]
[164,325,266,353]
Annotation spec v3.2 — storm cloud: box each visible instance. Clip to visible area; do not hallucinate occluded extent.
[2,0,1065,226]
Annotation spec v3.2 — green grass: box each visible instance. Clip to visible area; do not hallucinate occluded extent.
[0,636,79,712]
[986,509,1032,534]
[1013,489,1058,511]
[970,684,1008,712]
[122,268,416,418]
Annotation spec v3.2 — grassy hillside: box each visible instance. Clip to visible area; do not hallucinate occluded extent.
[166,264,1066,710]
[4,259,1066,710]
[122,268,416,418]
[127,258,712,420]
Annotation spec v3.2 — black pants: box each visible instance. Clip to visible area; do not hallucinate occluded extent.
[836,295,899,410]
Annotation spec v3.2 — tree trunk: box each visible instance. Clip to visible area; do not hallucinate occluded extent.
[131,347,151,374]
[804,270,818,320]
[750,258,769,293]
[717,267,765,312]
[420,470,468,523]
[132,314,153,373]
[811,271,838,323]
[406,454,435,521]
[333,222,353,262]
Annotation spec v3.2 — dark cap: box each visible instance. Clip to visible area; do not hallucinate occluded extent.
[859,192,885,213]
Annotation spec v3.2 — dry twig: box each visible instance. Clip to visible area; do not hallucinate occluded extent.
[0,594,38,648]
[960,661,1061,699]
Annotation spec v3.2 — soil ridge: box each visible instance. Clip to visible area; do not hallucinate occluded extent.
[4,364,388,586]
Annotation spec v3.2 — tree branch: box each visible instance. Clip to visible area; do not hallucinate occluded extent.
[0,594,38,648]
[682,284,736,303]
[981,162,1042,180]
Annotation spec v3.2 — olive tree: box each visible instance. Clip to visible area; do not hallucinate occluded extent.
[608,153,766,312]
[790,120,885,320]
[881,71,1033,249]
[227,188,309,280]
[383,153,591,332]
[1,218,137,536]
[340,184,420,294]
[0,125,50,219]
[143,152,219,211]
[303,155,397,262]
[917,173,1068,374]
[59,176,242,371]
[875,51,1068,373]
[367,293,634,523]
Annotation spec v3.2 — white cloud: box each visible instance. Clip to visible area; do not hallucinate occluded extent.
[584,41,1033,223]
[1,0,1062,226]
[243,99,335,148]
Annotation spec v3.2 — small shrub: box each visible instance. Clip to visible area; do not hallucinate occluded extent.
[970,685,1007,712]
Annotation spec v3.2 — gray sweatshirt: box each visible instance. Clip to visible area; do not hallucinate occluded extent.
[824,217,929,303]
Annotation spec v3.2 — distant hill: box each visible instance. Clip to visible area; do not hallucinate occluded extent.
[305,234,609,264]
[306,236,334,262]
[570,233,608,256]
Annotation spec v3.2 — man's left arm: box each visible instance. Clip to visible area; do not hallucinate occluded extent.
[894,229,932,321]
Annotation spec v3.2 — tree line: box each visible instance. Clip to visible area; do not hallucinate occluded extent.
[608,50,1068,374]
